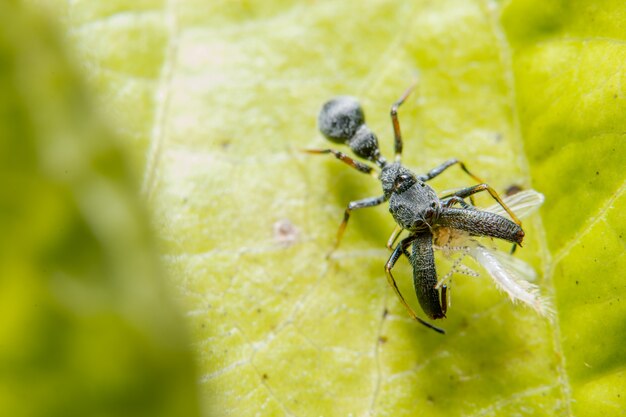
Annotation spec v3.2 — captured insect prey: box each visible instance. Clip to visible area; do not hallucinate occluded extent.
[433,189,552,318]
[306,85,549,334]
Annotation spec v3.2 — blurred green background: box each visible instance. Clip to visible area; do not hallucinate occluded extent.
[0,2,200,417]
[1,1,624,417]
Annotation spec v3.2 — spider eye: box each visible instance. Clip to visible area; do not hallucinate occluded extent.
[396,173,411,184]
[393,173,416,192]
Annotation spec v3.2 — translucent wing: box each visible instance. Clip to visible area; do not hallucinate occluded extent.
[486,243,537,282]
[469,244,553,317]
[485,189,544,220]
[434,189,552,316]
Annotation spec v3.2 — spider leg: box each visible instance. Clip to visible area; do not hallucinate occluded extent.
[441,183,522,226]
[418,158,485,184]
[327,195,386,257]
[442,195,473,209]
[303,148,377,178]
[390,83,417,162]
[386,225,403,250]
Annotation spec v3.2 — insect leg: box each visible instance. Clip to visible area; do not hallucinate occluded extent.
[390,83,417,162]
[303,149,377,177]
[418,158,485,184]
[328,195,386,257]
[385,235,445,334]
[441,183,522,226]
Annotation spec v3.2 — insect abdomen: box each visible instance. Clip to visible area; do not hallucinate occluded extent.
[437,208,524,244]
[411,232,445,319]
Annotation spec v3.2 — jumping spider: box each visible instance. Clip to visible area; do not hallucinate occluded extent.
[306,86,526,334]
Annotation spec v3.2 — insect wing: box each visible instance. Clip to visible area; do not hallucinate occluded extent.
[469,244,553,316]
[484,189,544,219]
[487,243,537,282]
[435,189,551,316]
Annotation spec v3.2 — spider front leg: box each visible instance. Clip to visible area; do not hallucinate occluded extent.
[327,195,386,257]
[385,235,444,334]
[418,158,485,184]
[442,195,473,209]
[419,159,487,206]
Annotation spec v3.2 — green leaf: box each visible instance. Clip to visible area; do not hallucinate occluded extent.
[0,3,200,417]
[30,0,625,416]
[503,1,626,415]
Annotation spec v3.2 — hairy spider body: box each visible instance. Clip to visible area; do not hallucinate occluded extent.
[307,87,524,334]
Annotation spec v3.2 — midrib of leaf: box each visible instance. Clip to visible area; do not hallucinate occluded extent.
[553,180,626,265]
[354,2,424,97]
[487,3,575,416]
[142,0,178,201]
[502,1,626,415]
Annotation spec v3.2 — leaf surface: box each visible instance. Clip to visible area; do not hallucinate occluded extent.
[37,0,626,416]
[503,1,626,415]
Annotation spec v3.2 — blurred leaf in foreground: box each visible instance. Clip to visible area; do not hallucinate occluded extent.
[0,3,201,417]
